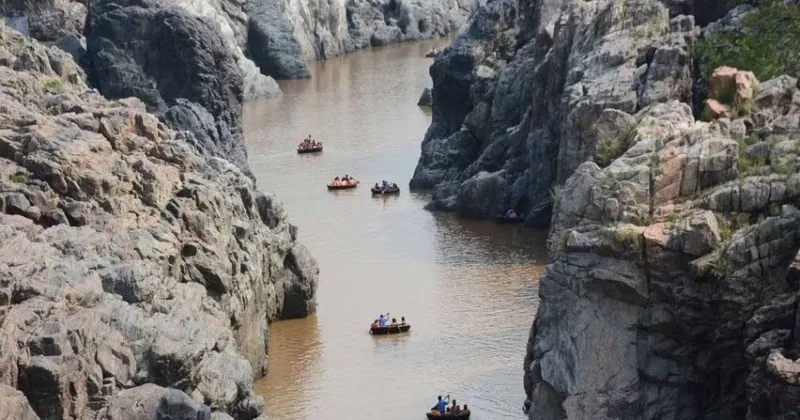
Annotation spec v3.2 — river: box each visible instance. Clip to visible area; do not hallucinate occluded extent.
[243,38,547,420]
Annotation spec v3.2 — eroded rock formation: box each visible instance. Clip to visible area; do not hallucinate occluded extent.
[410,0,696,224]
[0,21,317,419]
[524,72,800,420]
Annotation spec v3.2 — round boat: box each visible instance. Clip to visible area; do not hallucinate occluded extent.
[297,146,323,154]
[371,186,400,195]
[495,214,524,224]
[327,181,358,190]
[369,324,410,335]
[426,411,470,419]
[425,51,438,58]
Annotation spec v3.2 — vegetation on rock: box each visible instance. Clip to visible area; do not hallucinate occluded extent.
[696,0,800,97]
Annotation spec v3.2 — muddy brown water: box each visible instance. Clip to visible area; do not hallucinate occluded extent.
[244,38,547,420]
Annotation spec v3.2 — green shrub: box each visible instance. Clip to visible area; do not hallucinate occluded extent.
[737,138,766,177]
[696,0,800,84]
[551,185,562,204]
[596,137,624,168]
[768,202,782,216]
[42,78,64,94]
[7,173,26,183]
[615,226,641,246]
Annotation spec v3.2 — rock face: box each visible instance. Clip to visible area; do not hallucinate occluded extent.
[410,0,695,224]
[0,0,86,42]
[523,70,800,418]
[3,0,478,90]
[418,87,432,106]
[83,0,258,175]
[0,22,317,419]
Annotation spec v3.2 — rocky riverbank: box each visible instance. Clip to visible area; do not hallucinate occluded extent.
[0,20,317,419]
[2,0,479,87]
[409,0,800,417]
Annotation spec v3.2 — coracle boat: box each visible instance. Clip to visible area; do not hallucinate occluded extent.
[425,50,439,58]
[426,411,470,419]
[327,181,358,190]
[297,146,323,154]
[369,324,410,335]
[371,185,400,195]
[495,214,525,224]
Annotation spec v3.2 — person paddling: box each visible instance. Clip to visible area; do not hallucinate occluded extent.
[432,395,450,414]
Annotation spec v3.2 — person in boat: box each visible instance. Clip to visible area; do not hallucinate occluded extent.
[451,399,460,414]
[400,316,406,325]
[371,319,380,329]
[390,318,397,326]
[379,313,389,327]
[463,404,469,413]
[432,395,450,415]
[505,208,518,218]
[374,182,380,189]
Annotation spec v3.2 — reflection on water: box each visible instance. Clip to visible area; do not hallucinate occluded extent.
[246,39,546,420]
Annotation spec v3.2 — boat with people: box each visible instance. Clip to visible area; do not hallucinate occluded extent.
[369,314,409,335]
[371,181,400,195]
[495,208,524,224]
[427,395,470,419]
[327,175,358,190]
[297,135,323,153]
[425,47,439,58]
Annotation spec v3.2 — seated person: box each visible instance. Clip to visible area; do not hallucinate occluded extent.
[390,318,397,326]
[462,404,469,413]
[371,319,380,329]
[374,183,380,189]
[451,400,460,413]
[400,316,406,325]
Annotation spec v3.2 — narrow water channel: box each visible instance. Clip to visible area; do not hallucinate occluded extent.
[243,38,547,420]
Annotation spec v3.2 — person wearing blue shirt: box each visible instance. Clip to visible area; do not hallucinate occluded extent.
[379,313,389,327]
[433,395,450,413]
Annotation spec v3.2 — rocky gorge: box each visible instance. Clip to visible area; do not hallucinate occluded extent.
[0,16,318,420]
[408,0,800,418]
[2,0,480,87]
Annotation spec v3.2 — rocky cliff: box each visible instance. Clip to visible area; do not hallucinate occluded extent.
[524,70,800,420]
[408,0,800,417]
[3,0,479,86]
[0,20,317,420]
[410,0,697,225]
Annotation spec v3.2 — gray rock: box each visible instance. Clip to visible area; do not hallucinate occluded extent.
[84,0,252,174]
[0,22,317,419]
[97,384,211,420]
[5,192,31,215]
[411,0,695,224]
[0,384,39,420]
[52,34,85,63]
[418,87,433,107]
[456,170,508,219]
[0,0,86,42]
[525,69,800,420]
[246,0,312,79]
